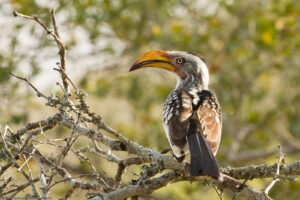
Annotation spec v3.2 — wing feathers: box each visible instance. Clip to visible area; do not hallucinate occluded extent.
[163,90,192,159]
[197,92,222,155]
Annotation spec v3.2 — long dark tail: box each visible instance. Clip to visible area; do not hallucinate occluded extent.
[187,120,220,179]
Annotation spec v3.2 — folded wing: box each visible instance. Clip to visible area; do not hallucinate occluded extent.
[163,89,193,160]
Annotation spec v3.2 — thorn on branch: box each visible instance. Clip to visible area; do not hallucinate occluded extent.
[9,72,48,99]
[50,9,60,37]
[214,186,223,200]
[53,63,77,90]
[263,144,285,197]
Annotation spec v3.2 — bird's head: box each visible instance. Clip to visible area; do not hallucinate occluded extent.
[130,50,209,90]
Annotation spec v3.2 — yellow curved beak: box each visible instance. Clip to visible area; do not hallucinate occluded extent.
[129,50,176,72]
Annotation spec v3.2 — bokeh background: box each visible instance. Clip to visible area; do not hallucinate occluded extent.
[1,0,300,199]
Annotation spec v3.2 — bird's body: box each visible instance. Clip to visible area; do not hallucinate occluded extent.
[163,89,221,177]
[130,51,222,179]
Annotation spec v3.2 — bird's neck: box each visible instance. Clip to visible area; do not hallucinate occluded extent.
[176,75,208,105]
[176,74,208,91]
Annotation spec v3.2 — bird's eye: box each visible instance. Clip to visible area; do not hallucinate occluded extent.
[176,57,184,64]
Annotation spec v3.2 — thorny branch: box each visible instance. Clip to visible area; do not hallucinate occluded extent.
[0,10,299,200]
[13,9,69,93]
[263,145,284,198]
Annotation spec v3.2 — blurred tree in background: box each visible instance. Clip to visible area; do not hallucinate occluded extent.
[1,0,300,199]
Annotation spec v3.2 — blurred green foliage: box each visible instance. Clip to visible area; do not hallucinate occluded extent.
[1,0,300,199]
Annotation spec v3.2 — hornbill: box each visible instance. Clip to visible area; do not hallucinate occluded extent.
[130,51,222,179]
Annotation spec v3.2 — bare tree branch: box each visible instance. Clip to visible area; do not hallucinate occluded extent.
[13,10,69,92]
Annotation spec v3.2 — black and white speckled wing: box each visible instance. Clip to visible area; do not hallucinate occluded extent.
[163,89,193,159]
